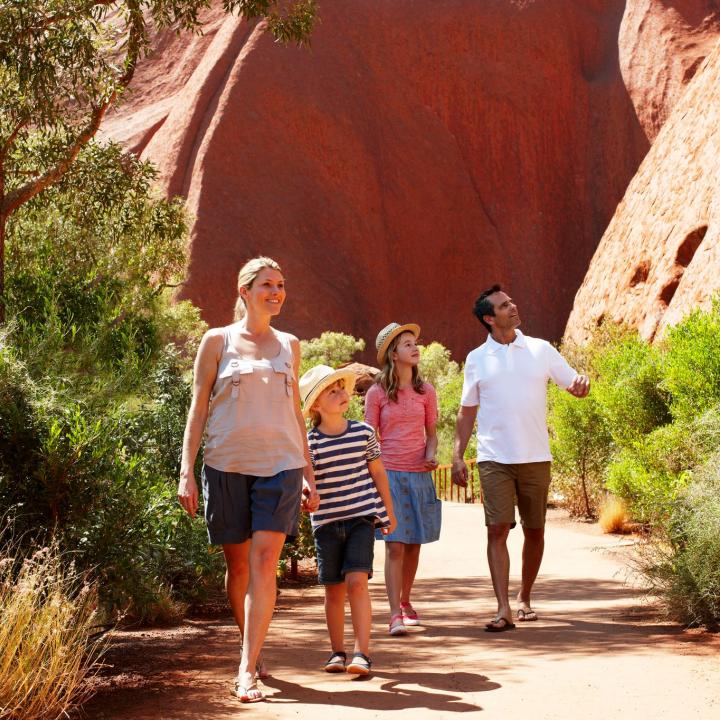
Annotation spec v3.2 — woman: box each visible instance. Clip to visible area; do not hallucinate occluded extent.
[178,257,318,703]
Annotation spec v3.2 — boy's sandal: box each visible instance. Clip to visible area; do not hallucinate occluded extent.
[347,652,372,675]
[232,679,265,703]
[324,651,347,673]
[400,601,420,626]
[388,613,407,636]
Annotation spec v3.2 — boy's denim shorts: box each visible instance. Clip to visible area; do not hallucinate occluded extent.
[201,464,304,545]
[313,515,376,585]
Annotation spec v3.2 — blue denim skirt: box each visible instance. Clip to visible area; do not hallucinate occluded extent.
[376,470,442,544]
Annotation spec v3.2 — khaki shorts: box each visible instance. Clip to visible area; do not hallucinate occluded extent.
[478,461,551,529]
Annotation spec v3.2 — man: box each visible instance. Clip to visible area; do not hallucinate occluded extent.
[451,285,589,631]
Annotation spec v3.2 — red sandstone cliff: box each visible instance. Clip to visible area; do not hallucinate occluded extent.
[565,40,720,345]
[101,1,718,358]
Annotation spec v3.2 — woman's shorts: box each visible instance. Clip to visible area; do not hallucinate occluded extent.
[201,464,304,545]
[314,515,376,585]
[376,470,442,544]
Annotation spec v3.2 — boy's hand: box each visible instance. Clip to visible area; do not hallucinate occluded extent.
[423,455,438,471]
[382,513,398,535]
[301,478,320,513]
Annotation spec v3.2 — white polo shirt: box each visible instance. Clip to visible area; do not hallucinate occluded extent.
[460,330,577,464]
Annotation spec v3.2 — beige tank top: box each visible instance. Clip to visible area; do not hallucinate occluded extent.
[203,325,306,476]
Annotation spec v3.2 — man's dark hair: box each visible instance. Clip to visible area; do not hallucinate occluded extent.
[473,284,503,332]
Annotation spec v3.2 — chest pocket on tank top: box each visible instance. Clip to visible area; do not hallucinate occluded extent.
[269,355,294,402]
[215,359,254,402]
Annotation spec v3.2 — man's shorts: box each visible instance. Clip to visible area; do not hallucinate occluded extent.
[477,461,551,529]
[201,465,304,545]
[313,515,376,585]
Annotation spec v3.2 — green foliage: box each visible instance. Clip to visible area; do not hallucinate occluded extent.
[549,385,612,518]
[299,332,365,375]
[661,297,720,421]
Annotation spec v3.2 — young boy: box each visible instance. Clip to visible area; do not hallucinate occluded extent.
[299,364,397,675]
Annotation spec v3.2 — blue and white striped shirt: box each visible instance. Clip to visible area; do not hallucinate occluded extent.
[308,420,390,530]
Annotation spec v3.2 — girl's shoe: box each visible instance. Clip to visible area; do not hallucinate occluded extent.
[324,651,347,673]
[400,601,420,626]
[389,613,407,636]
[347,652,372,675]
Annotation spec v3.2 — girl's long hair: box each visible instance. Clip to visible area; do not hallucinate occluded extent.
[233,256,282,320]
[376,333,425,402]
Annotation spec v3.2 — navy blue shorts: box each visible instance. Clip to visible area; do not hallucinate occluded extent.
[201,465,304,545]
[313,515,376,585]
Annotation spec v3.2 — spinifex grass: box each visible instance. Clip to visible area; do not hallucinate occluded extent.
[0,546,105,720]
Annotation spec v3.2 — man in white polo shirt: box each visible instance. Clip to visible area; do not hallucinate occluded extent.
[451,285,589,632]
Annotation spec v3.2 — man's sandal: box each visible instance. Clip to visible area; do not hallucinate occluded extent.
[347,652,372,675]
[232,678,265,703]
[324,651,347,673]
[517,608,537,622]
[388,613,407,636]
[484,616,516,633]
[400,601,420,626]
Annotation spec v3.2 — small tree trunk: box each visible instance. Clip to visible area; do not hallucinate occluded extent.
[0,211,6,324]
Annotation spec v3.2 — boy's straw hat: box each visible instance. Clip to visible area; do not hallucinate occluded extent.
[375,322,421,366]
[299,364,357,418]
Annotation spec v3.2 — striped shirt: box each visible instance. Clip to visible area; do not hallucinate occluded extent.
[308,419,390,531]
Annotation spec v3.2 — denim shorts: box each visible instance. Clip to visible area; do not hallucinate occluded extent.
[201,464,304,545]
[313,515,376,585]
[376,470,442,544]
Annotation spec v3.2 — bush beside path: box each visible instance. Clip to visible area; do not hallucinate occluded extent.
[83,505,720,720]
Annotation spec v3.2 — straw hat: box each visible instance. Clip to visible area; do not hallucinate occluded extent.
[375,322,421,365]
[299,364,357,418]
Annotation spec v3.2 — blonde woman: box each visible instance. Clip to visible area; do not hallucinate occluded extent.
[364,323,441,637]
[178,257,318,703]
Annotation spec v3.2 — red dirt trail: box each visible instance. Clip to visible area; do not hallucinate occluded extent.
[83,505,720,720]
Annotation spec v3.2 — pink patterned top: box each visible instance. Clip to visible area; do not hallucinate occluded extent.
[364,382,438,472]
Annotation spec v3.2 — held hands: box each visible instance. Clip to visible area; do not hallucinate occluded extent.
[451,456,469,488]
[301,478,320,513]
[178,472,199,518]
[567,374,591,398]
[382,512,398,535]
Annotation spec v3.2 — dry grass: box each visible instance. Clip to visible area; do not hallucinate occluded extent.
[0,546,106,720]
[598,494,630,534]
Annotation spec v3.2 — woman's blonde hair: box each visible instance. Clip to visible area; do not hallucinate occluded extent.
[233,256,282,320]
[375,332,425,402]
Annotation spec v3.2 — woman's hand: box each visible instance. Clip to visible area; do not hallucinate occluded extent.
[301,478,320,513]
[178,472,199,518]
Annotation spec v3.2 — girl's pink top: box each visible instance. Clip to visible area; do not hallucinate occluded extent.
[364,382,438,471]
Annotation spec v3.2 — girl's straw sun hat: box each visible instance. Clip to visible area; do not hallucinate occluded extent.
[375,322,421,366]
[299,365,357,418]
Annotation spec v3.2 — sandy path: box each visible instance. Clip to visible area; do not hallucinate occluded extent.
[85,506,720,719]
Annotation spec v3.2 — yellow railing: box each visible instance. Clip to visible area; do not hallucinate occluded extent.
[432,461,482,504]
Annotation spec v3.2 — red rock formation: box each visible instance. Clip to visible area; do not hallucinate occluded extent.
[564,42,720,344]
[100,1,716,359]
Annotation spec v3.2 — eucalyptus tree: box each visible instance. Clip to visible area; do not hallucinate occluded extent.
[0,0,316,321]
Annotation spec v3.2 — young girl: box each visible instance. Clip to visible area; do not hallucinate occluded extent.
[178,257,318,703]
[364,322,442,636]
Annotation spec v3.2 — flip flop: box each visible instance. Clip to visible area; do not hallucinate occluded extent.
[485,617,516,633]
[517,608,537,622]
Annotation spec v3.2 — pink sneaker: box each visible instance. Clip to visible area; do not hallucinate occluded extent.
[389,613,407,636]
[401,602,420,626]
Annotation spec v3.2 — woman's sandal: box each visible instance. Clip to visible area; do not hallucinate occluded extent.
[347,652,372,675]
[232,678,265,703]
[400,601,420,626]
[324,651,347,673]
[388,613,407,636]
[255,653,269,679]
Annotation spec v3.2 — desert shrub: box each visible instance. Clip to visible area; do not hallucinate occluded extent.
[638,457,720,629]
[299,332,365,375]
[549,386,612,518]
[598,495,629,534]
[0,544,105,720]
[662,298,720,421]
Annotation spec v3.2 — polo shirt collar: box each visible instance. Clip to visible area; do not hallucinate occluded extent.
[485,329,526,354]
